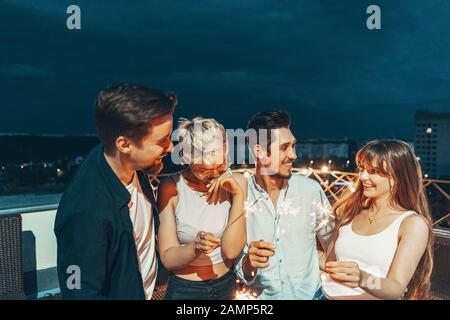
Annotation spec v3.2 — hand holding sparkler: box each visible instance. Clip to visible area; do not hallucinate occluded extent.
[194,231,221,255]
[242,240,276,279]
[325,261,363,288]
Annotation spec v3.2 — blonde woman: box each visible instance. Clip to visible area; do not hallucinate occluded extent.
[157,117,247,300]
[320,140,433,300]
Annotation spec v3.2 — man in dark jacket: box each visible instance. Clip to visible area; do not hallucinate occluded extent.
[54,84,176,299]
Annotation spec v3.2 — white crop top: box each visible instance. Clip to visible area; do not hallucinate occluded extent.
[171,172,231,266]
[321,211,415,298]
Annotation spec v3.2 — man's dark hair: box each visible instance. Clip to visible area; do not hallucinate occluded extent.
[246,109,291,152]
[94,84,177,154]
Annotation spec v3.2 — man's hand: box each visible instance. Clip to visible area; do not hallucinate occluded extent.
[246,240,276,272]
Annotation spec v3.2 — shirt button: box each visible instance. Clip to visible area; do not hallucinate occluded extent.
[279,259,282,263]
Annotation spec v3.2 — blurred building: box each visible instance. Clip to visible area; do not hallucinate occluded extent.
[0,171,5,193]
[415,111,450,179]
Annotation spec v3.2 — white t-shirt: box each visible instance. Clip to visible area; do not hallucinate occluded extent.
[126,172,157,300]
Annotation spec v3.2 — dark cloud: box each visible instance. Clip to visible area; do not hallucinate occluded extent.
[0,0,449,139]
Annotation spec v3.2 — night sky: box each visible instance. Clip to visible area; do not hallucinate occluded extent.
[1,0,450,140]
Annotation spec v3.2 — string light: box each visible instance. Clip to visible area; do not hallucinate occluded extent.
[299,167,308,175]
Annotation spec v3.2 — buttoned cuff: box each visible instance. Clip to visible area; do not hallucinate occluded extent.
[234,253,258,286]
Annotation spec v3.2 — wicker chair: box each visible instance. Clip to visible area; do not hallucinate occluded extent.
[0,214,26,300]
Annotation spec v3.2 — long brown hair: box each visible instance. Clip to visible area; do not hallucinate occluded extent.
[334,139,434,299]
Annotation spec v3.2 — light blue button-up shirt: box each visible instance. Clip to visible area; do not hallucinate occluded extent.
[235,174,334,300]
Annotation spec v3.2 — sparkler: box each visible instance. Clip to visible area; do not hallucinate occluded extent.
[216,196,264,237]
[271,197,302,243]
[231,197,267,300]
[278,198,302,217]
[311,200,335,234]
[234,288,259,300]
[244,197,263,217]
[234,279,259,300]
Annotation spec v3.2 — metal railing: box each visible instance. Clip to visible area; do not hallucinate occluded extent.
[0,204,59,216]
[0,168,449,300]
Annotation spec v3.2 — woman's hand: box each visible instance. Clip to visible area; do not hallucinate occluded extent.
[325,261,362,288]
[206,171,244,204]
[194,231,221,255]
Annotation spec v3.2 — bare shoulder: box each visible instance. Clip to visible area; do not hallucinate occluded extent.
[158,175,178,192]
[232,172,248,186]
[157,175,179,211]
[400,212,430,239]
[232,172,248,195]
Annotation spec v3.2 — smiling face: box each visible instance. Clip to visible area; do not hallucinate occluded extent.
[127,114,174,174]
[256,127,297,178]
[357,156,394,202]
[189,144,229,184]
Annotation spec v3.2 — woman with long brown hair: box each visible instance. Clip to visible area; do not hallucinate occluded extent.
[319,139,433,300]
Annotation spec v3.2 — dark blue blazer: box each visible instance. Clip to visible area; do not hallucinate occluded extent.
[54,144,159,300]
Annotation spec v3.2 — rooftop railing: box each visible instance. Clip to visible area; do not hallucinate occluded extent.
[0,169,449,300]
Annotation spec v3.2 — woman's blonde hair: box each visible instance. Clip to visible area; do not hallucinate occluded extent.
[175,117,227,165]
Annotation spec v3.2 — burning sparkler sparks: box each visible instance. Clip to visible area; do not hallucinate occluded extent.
[244,197,263,216]
[234,287,259,300]
[278,198,302,217]
[234,278,259,300]
[311,200,335,234]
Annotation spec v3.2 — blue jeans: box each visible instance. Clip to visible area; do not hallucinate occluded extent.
[165,269,237,300]
[312,287,328,300]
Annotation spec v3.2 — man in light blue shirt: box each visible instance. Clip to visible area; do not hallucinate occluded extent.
[235,110,335,299]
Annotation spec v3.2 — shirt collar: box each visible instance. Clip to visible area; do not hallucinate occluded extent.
[250,174,290,196]
[250,175,266,194]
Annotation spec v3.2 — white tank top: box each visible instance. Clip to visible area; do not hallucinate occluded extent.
[171,172,231,266]
[321,211,415,297]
